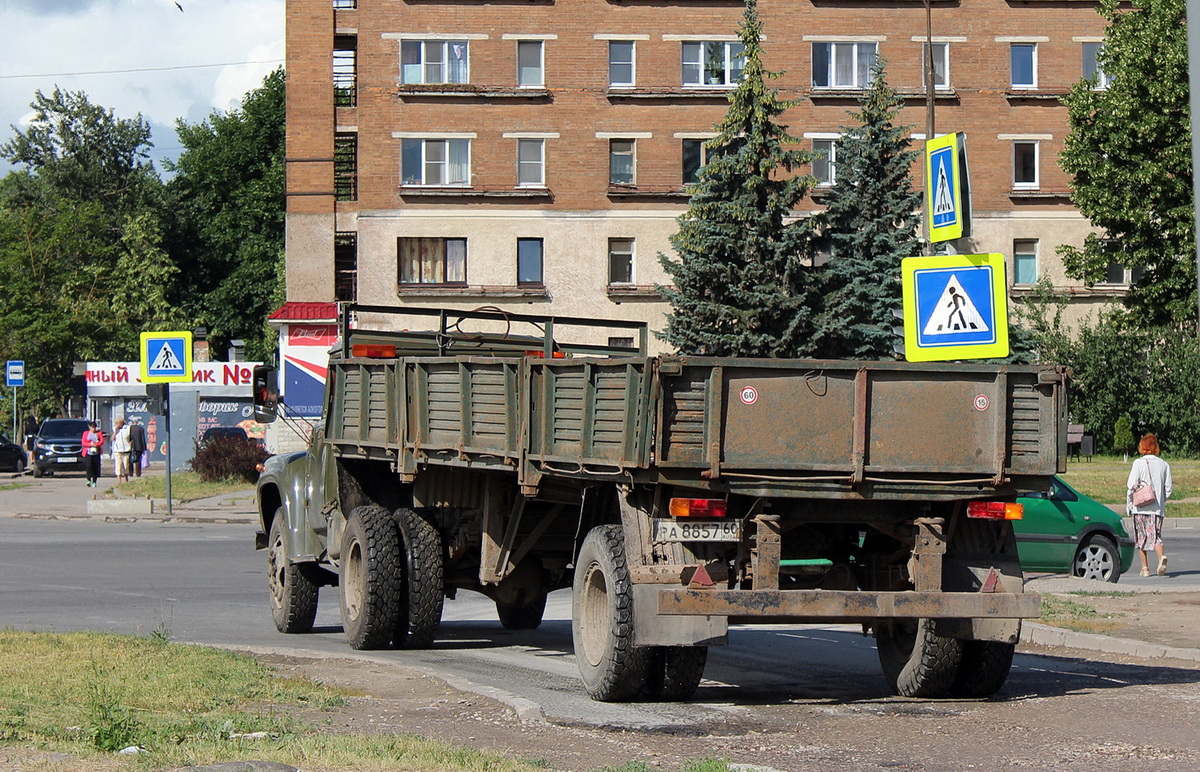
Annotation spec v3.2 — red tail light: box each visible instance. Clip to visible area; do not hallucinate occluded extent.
[669,498,728,518]
[967,501,1024,520]
[350,344,397,358]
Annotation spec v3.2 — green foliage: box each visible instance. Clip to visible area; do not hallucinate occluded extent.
[85,669,141,752]
[808,61,921,359]
[1113,414,1134,455]
[1058,0,1195,326]
[0,88,179,416]
[165,68,286,362]
[658,1,818,357]
[189,434,269,483]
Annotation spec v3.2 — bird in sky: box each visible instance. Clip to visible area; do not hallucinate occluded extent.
[175,1,184,10]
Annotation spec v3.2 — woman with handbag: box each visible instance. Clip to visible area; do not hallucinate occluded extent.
[1127,433,1172,577]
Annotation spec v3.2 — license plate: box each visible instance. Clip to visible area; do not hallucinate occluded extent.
[56,457,77,463]
[652,519,742,542]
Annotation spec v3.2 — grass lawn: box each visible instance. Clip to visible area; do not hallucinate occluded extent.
[108,472,251,503]
[1059,455,1199,517]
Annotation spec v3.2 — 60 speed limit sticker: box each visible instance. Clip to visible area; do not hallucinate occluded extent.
[740,386,758,405]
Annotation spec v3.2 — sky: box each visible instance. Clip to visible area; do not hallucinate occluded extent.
[0,0,284,172]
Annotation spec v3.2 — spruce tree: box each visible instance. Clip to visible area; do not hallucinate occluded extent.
[657,0,817,357]
[809,61,922,360]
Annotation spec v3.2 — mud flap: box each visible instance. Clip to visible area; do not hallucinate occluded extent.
[631,584,728,647]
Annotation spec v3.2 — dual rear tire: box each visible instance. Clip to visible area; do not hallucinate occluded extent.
[875,618,1016,698]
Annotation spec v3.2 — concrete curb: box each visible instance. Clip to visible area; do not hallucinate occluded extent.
[1021,621,1200,662]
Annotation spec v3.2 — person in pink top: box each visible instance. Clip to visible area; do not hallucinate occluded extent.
[81,421,105,488]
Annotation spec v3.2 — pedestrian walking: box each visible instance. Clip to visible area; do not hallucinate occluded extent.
[1127,433,1172,577]
[81,421,105,488]
[128,416,148,478]
[111,418,133,483]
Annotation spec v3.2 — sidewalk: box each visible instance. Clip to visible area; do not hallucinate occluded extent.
[2,469,1196,665]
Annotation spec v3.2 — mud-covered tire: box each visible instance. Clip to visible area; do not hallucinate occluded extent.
[876,618,963,698]
[267,511,319,634]
[643,646,707,701]
[573,524,649,701]
[391,507,444,649]
[339,505,402,649]
[497,592,547,630]
[951,639,1017,698]
[1073,535,1121,583]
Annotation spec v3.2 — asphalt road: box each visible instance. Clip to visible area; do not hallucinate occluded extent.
[3,515,1200,737]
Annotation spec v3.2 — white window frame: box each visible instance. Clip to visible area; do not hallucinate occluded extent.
[1009,42,1038,89]
[922,41,951,90]
[1081,41,1113,89]
[516,138,545,187]
[397,135,473,187]
[401,39,470,85]
[1012,140,1039,189]
[681,40,745,88]
[807,134,840,186]
[398,237,467,285]
[609,139,636,185]
[608,40,636,87]
[811,41,878,90]
[608,238,635,285]
[516,40,544,88]
[517,237,544,286]
[1013,239,1038,285]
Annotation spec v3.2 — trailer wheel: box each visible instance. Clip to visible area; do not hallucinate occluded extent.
[497,592,547,630]
[573,524,649,701]
[875,618,963,698]
[267,510,319,634]
[391,507,444,649]
[339,505,402,649]
[951,639,1016,698]
[643,646,707,701]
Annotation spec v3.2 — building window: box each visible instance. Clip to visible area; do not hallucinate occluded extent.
[517,238,544,285]
[333,35,357,106]
[1101,263,1144,286]
[608,336,636,350]
[922,42,950,90]
[1013,141,1038,188]
[1010,43,1037,89]
[608,238,634,284]
[609,40,635,87]
[517,139,545,187]
[1013,240,1037,285]
[334,231,358,301]
[401,40,469,85]
[517,40,544,87]
[609,139,635,185]
[812,42,877,89]
[682,41,745,87]
[1082,42,1113,89]
[332,0,356,8]
[812,138,838,186]
[334,132,357,202]
[398,237,467,285]
[401,138,471,186]
[682,140,713,184]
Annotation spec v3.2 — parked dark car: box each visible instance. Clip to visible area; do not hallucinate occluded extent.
[1015,475,1135,582]
[31,418,91,478]
[0,434,26,473]
[200,426,249,445]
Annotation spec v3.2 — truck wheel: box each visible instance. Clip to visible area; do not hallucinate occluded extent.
[951,639,1016,698]
[643,646,707,701]
[267,511,318,634]
[339,505,402,649]
[1073,535,1120,583]
[573,524,649,702]
[497,592,547,630]
[391,507,444,649]
[875,618,963,698]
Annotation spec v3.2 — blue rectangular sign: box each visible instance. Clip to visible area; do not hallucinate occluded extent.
[5,360,24,388]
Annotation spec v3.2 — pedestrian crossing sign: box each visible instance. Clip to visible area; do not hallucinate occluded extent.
[140,331,193,383]
[901,253,1009,362]
[926,133,964,243]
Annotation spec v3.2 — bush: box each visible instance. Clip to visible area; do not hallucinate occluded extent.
[189,435,269,483]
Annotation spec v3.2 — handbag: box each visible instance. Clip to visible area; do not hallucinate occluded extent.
[1131,459,1157,507]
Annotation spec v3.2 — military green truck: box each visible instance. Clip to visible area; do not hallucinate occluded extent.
[253,305,1066,701]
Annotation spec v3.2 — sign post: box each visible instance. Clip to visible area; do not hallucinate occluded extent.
[901,253,1009,362]
[5,361,24,440]
[140,332,193,516]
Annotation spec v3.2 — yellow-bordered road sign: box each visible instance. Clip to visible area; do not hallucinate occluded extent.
[140,331,193,383]
[926,133,963,243]
[901,253,1008,362]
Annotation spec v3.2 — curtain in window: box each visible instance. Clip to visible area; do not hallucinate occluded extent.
[445,238,466,283]
[448,139,470,185]
[449,42,468,84]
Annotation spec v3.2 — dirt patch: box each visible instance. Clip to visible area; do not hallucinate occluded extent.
[1037,589,1200,652]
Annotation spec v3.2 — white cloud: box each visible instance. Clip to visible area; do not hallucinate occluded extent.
[0,0,282,167]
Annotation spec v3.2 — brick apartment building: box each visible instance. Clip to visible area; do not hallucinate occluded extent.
[283,0,1123,351]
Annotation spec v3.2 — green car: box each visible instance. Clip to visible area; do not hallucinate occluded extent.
[1015,476,1135,582]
